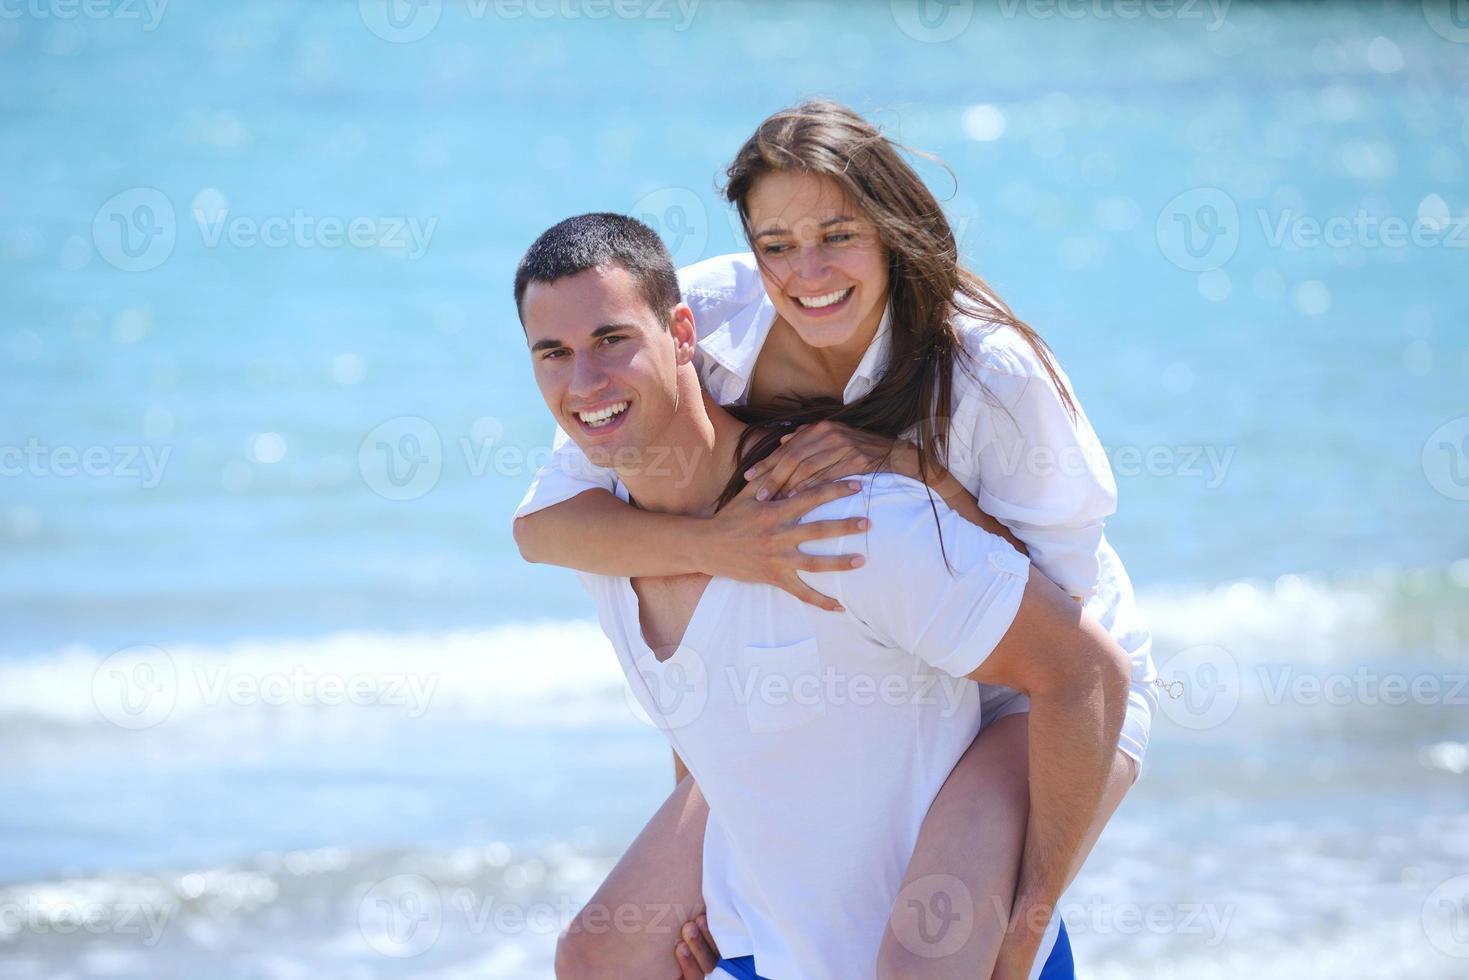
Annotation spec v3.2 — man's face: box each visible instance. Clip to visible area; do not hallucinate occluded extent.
[522,263,691,467]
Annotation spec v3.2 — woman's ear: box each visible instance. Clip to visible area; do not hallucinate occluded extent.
[669,302,698,364]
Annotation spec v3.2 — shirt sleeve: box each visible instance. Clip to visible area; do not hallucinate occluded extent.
[513,425,618,520]
[797,477,1031,679]
[950,339,1118,600]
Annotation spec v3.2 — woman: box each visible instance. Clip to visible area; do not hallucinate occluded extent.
[515,100,1155,979]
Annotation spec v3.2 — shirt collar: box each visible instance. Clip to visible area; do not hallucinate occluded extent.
[697,294,895,407]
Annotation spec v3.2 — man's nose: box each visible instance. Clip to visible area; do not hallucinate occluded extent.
[568,353,609,399]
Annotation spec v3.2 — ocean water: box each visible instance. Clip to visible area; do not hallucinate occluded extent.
[2,1,1468,977]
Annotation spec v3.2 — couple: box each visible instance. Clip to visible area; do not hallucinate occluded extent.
[512,101,1157,979]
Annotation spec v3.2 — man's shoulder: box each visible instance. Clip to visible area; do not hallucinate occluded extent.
[799,472,951,540]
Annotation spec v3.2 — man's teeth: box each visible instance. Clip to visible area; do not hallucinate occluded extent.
[577,401,629,427]
[796,288,852,310]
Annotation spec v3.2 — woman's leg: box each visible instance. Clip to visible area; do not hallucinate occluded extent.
[876,713,1137,980]
[556,775,711,980]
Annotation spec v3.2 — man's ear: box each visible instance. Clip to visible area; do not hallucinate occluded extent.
[669,302,697,364]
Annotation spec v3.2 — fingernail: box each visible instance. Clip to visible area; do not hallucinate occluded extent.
[677,943,689,957]
[684,924,697,940]
[850,556,864,567]
[848,481,861,490]
[756,487,770,501]
[744,468,756,479]
[833,604,845,613]
[858,519,869,530]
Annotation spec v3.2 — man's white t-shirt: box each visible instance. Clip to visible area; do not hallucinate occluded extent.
[576,473,1062,980]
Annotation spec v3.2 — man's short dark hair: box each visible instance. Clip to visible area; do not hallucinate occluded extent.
[513,213,681,326]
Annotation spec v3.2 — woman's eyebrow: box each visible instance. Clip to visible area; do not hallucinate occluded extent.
[754,215,857,237]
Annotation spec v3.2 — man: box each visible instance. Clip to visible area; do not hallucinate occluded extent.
[514,213,1130,979]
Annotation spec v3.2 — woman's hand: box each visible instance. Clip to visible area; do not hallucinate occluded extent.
[674,910,721,980]
[742,420,925,502]
[703,478,869,612]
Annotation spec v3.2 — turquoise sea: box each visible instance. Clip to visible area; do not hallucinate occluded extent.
[2,2,1467,977]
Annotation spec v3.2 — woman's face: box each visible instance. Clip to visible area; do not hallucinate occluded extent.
[744,170,889,351]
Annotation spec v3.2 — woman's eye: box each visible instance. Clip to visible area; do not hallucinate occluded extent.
[826,232,855,244]
[761,243,791,255]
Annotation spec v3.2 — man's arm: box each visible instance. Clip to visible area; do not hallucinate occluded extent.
[965,571,1131,979]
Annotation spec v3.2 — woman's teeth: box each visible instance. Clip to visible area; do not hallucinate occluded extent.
[577,402,628,428]
[795,287,853,310]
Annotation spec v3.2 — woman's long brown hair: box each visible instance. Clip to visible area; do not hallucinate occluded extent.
[714,99,1077,511]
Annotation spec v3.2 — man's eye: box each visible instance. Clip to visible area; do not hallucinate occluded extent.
[542,349,567,360]
[601,335,624,346]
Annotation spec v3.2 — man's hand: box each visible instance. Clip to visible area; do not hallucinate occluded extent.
[674,910,720,980]
[742,420,922,501]
[704,478,869,612]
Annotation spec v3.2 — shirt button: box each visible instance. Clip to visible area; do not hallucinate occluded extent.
[988,548,1029,579]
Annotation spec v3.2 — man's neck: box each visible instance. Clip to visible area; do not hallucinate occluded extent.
[615,389,745,519]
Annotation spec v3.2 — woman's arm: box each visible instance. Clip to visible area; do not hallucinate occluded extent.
[515,481,871,612]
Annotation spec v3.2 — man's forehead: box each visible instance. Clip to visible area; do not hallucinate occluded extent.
[522,264,647,335]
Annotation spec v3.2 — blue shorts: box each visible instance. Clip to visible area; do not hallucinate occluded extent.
[715,919,1075,979]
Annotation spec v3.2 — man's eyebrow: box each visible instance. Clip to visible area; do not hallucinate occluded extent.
[753,215,857,238]
[530,323,636,352]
